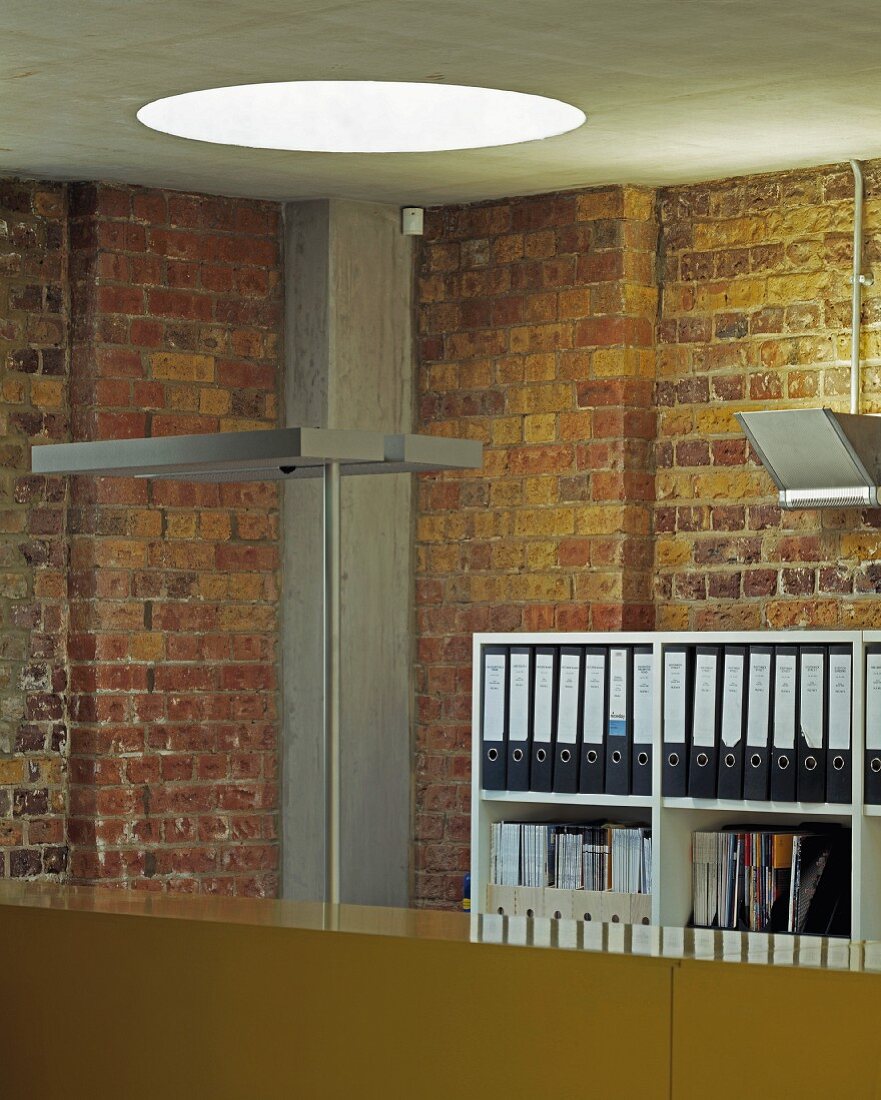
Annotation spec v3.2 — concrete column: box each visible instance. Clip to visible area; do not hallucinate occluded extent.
[281,200,413,906]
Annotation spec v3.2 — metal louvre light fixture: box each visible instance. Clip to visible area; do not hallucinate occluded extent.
[737,159,880,509]
[33,427,482,909]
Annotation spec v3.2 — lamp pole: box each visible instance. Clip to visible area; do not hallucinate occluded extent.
[323,461,341,910]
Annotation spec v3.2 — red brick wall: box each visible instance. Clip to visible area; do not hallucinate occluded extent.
[0,180,69,878]
[65,183,282,894]
[413,187,658,906]
[0,179,283,896]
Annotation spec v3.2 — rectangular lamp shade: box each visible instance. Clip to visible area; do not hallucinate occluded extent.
[31,427,482,481]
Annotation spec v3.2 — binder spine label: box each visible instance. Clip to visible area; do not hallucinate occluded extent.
[633,652,653,745]
[663,651,686,742]
[773,654,797,749]
[692,652,718,747]
[828,651,852,751]
[608,648,627,740]
[720,652,745,747]
[583,652,606,743]
[867,653,881,751]
[746,651,772,747]
[508,651,530,743]
[533,653,554,743]
[800,652,825,749]
[557,652,580,744]
[482,654,506,741]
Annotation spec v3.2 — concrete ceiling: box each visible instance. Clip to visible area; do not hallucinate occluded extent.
[5,0,881,205]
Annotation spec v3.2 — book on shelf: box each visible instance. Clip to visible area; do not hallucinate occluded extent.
[489,820,651,895]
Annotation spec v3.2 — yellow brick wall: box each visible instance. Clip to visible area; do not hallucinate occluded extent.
[413,159,881,910]
[656,161,881,629]
[413,186,657,906]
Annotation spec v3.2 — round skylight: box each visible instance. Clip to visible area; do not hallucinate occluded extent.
[137,81,586,153]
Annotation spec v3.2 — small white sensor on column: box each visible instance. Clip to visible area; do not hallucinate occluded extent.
[401,207,424,236]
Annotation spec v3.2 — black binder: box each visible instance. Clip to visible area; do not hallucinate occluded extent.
[663,644,692,796]
[530,646,556,792]
[553,646,581,793]
[866,645,881,805]
[506,645,532,791]
[605,646,633,796]
[689,645,722,799]
[480,644,507,790]
[770,644,798,802]
[717,645,748,800]
[579,646,607,794]
[743,645,774,801]
[826,644,852,804]
[631,645,654,796]
[789,828,851,937]
[798,645,827,803]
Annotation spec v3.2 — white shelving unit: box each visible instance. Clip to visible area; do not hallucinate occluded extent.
[471,630,881,940]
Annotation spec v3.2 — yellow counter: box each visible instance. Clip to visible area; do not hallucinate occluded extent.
[2,883,880,1099]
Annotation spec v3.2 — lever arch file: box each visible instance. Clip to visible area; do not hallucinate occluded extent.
[506,645,532,791]
[689,646,722,799]
[663,644,691,796]
[530,646,556,792]
[605,646,633,796]
[743,645,774,801]
[632,645,654,796]
[553,646,581,793]
[771,644,798,802]
[480,645,507,790]
[866,644,881,804]
[826,644,852,804]
[798,645,827,803]
[579,646,607,794]
[717,645,747,800]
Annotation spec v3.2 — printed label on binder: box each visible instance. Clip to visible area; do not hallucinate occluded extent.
[483,653,506,741]
[746,651,772,746]
[828,651,851,751]
[664,650,686,742]
[534,652,554,743]
[608,648,627,740]
[692,652,718,747]
[633,651,653,746]
[720,651,745,747]
[868,653,881,751]
[509,650,530,743]
[557,651,580,744]
[583,651,605,744]
[774,653,797,749]
[800,651,824,749]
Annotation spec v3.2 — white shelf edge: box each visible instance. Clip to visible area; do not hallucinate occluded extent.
[663,797,852,816]
[480,790,653,809]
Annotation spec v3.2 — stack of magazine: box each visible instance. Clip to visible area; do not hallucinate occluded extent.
[691,826,849,935]
[490,821,651,894]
